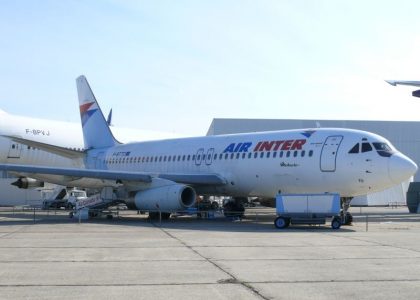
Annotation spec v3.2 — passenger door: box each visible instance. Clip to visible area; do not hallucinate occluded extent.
[7,142,22,159]
[320,136,343,172]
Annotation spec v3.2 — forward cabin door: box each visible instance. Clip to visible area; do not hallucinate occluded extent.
[7,142,22,159]
[320,136,343,172]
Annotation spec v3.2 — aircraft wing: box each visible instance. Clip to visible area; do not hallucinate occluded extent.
[2,135,85,159]
[0,164,227,186]
[385,80,420,87]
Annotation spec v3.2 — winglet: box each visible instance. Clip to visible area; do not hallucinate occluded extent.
[76,76,118,149]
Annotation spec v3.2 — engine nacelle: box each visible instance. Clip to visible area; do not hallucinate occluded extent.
[412,89,420,98]
[11,177,45,189]
[128,184,196,212]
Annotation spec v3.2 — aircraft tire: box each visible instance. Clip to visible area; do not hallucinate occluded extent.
[211,201,219,210]
[223,201,244,218]
[341,212,353,225]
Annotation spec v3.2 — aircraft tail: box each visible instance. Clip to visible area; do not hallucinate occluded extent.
[76,75,118,149]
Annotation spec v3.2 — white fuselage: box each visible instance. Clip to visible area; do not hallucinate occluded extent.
[85,128,414,198]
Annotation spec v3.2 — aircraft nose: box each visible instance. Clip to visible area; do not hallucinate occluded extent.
[388,153,418,184]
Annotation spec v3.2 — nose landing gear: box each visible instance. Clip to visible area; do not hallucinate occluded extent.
[341,197,353,226]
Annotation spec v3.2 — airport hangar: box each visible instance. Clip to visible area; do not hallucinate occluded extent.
[207,118,420,206]
[0,118,418,207]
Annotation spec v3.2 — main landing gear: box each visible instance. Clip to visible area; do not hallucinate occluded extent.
[223,197,246,219]
[148,212,171,220]
[341,197,353,226]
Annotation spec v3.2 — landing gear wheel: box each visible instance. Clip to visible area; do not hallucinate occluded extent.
[69,212,74,219]
[341,212,353,225]
[161,212,171,220]
[274,216,290,229]
[223,201,245,218]
[148,212,171,220]
[106,214,113,220]
[331,217,342,229]
[211,201,219,210]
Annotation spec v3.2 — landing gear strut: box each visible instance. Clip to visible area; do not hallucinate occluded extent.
[341,197,353,226]
[223,197,245,219]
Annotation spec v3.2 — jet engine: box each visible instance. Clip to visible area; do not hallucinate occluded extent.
[11,177,44,189]
[127,184,196,212]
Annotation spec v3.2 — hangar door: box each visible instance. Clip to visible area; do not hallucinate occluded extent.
[320,135,343,172]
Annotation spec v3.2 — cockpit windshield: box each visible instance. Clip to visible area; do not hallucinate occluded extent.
[373,142,395,157]
[349,142,395,157]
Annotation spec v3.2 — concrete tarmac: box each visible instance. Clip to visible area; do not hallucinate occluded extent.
[0,206,420,300]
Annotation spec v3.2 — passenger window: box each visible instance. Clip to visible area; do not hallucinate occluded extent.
[286,151,290,157]
[309,150,313,157]
[168,156,172,162]
[254,152,258,158]
[236,153,240,159]
[362,143,372,153]
[293,151,298,157]
[230,153,234,159]
[266,152,270,158]
[260,152,264,158]
[273,152,277,158]
[192,155,195,160]
[301,150,305,157]
[349,143,359,154]
[219,154,223,160]
[214,154,217,160]
[242,153,246,159]
[280,151,283,158]
[225,153,229,159]
[187,155,190,161]
[248,153,252,159]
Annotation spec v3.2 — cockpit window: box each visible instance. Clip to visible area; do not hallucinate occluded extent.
[361,143,372,153]
[349,143,359,154]
[373,142,395,157]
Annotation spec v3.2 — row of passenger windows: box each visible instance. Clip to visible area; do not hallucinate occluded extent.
[106,150,314,164]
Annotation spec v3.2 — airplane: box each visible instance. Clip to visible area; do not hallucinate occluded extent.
[0,76,417,223]
[385,80,420,97]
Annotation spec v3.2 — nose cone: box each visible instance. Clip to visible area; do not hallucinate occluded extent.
[388,153,418,184]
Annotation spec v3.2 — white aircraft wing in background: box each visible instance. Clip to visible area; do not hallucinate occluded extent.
[385,80,420,87]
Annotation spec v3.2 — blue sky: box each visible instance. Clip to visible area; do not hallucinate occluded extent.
[1,0,420,136]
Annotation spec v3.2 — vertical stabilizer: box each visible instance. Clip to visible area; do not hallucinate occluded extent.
[76,75,118,149]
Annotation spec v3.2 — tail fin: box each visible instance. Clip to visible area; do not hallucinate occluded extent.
[76,75,118,149]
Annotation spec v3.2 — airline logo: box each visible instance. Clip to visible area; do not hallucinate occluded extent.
[79,101,99,126]
[223,139,307,153]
